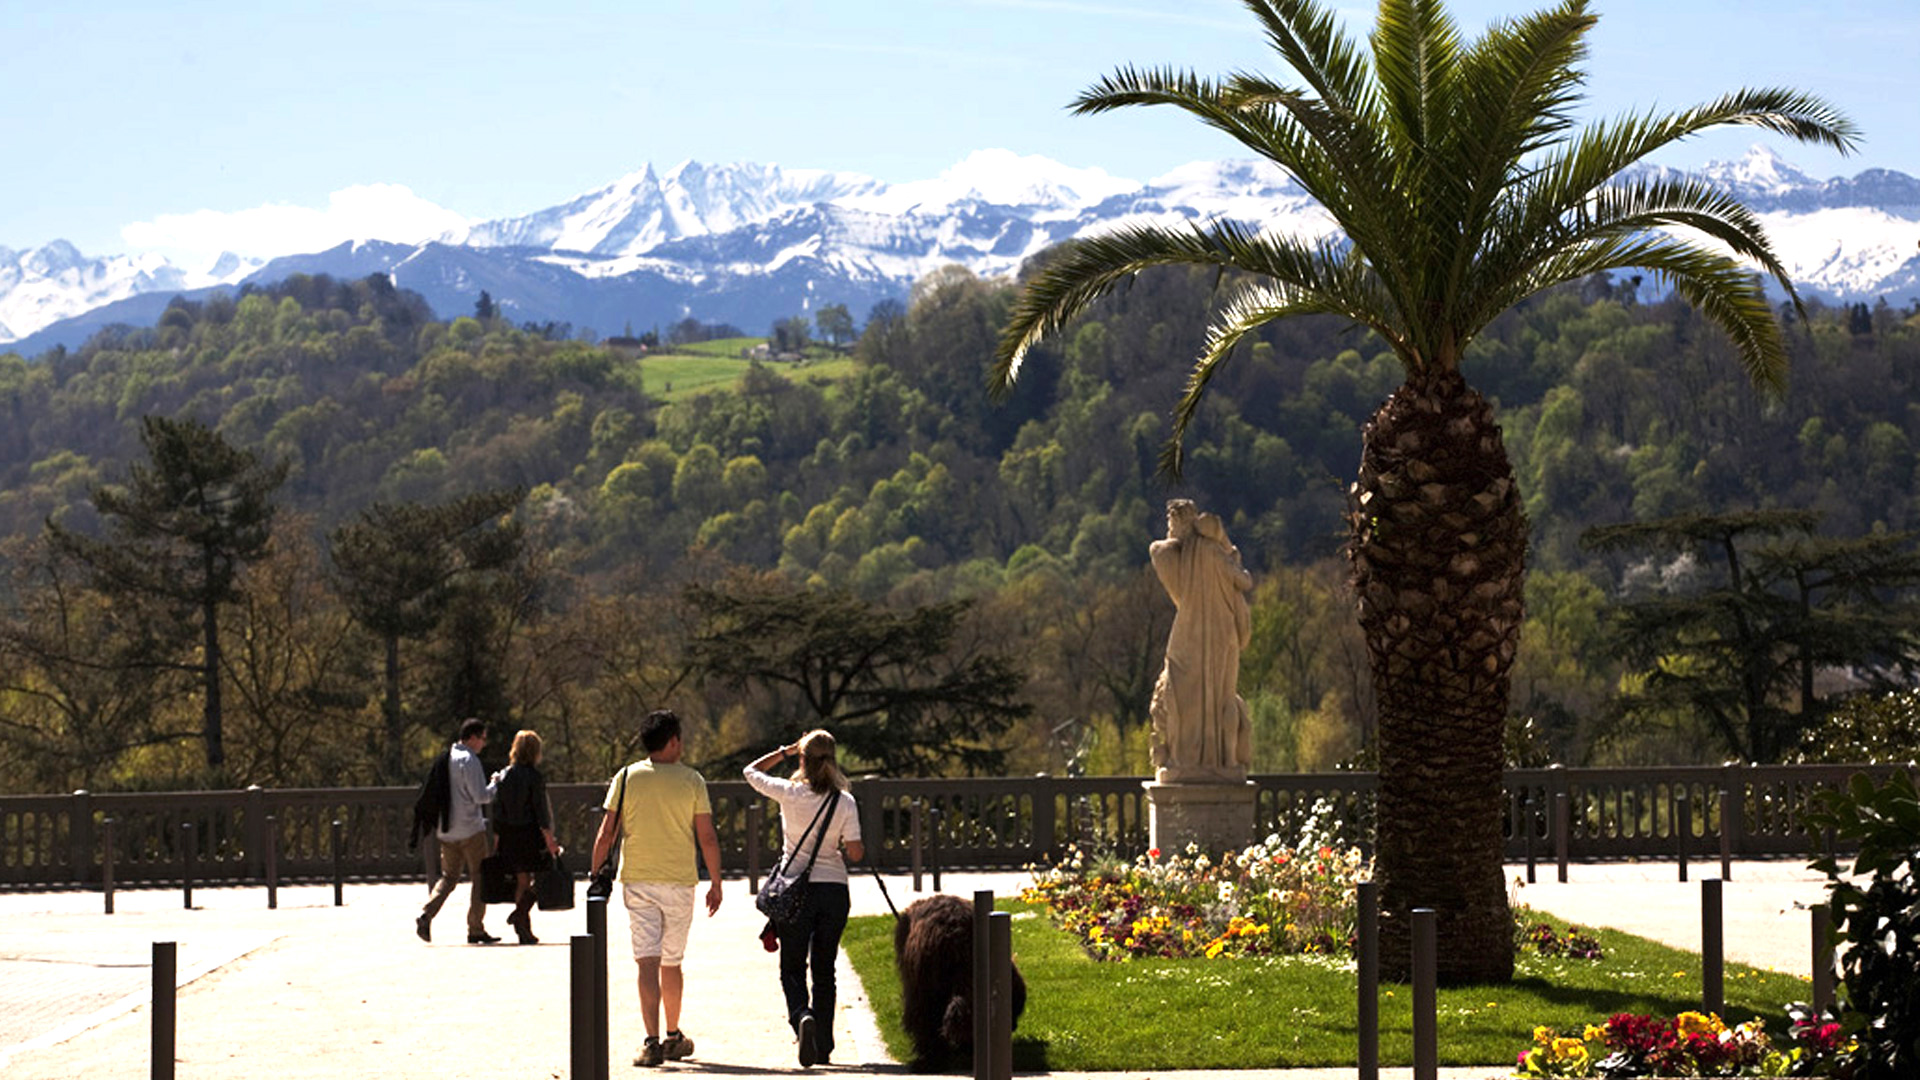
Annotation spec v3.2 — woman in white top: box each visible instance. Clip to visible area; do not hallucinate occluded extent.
[744,729,865,1068]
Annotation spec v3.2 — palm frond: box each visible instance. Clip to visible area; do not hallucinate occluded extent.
[1161,266,1400,475]
[1491,233,1789,395]
[1464,173,1803,334]
[1239,0,1375,115]
[993,222,1355,393]
[1438,1,1594,311]
[1370,0,1463,156]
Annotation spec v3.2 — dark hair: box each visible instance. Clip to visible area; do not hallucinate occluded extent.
[458,717,488,741]
[640,709,681,753]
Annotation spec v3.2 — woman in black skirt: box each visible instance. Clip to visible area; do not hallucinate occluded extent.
[492,729,560,944]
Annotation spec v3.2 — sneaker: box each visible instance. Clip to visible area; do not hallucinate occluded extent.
[660,1031,694,1060]
[797,1013,819,1068]
[414,914,431,942]
[634,1038,664,1067]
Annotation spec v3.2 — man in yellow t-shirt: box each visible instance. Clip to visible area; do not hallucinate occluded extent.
[590,709,725,1067]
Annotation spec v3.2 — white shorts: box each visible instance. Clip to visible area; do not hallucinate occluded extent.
[622,881,696,965]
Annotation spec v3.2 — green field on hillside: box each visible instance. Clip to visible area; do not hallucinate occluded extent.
[624,342,859,402]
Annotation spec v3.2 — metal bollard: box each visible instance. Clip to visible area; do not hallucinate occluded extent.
[152,941,176,1080]
[571,935,595,1079]
[1676,789,1690,883]
[1555,792,1570,883]
[331,819,345,906]
[1702,879,1723,1015]
[1811,904,1834,1012]
[588,896,609,1080]
[972,891,993,1080]
[103,817,117,916]
[265,815,279,910]
[990,911,1013,1080]
[1357,880,1378,1080]
[181,822,195,910]
[1411,908,1437,1080]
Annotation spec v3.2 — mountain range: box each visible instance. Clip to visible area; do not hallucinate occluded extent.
[6,146,1919,356]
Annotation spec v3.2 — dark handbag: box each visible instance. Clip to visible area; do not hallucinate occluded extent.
[754,791,839,927]
[588,767,627,901]
[536,852,576,911]
[479,853,516,905]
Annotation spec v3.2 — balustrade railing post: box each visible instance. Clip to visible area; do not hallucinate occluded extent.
[331,818,344,906]
[931,806,943,893]
[71,789,94,888]
[746,801,763,895]
[911,799,924,893]
[180,821,195,910]
[1728,780,1743,883]
[1676,788,1691,883]
[103,816,117,915]
[1521,788,1536,884]
[1724,763,1746,869]
[1357,880,1378,1080]
[1549,765,1570,882]
[1031,782,1056,866]
[245,785,267,883]
[1412,908,1437,1080]
[265,814,279,910]
[1702,878,1724,1015]
[152,941,176,1080]
[1555,790,1570,883]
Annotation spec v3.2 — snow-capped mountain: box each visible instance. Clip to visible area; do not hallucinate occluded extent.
[0,242,262,347]
[6,146,1918,355]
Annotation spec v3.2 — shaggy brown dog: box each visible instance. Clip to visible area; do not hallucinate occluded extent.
[893,894,1026,1067]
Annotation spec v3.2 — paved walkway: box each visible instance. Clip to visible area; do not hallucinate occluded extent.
[0,862,1834,1080]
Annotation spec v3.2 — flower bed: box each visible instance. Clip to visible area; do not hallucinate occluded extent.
[1514,1008,1853,1077]
[1022,806,1371,961]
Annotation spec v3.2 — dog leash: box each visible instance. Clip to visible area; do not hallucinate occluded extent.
[867,862,901,918]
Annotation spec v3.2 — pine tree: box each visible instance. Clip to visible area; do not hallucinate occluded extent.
[48,416,288,771]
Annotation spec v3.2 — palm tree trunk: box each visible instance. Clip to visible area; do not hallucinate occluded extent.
[1348,369,1527,984]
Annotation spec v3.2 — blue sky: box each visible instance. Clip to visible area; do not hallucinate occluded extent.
[3,0,1912,268]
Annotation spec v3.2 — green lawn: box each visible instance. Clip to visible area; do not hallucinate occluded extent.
[841,900,1812,1071]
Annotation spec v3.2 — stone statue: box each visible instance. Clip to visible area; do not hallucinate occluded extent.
[1148,499,1254,782]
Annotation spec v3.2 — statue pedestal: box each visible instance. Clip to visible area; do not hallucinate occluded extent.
[1145,779,1256,858]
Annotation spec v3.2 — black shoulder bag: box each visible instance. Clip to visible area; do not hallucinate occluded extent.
[755,790,839,927]
[588,767,628,900]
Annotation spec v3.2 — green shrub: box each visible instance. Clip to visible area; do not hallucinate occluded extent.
[1804,769,1920,1078]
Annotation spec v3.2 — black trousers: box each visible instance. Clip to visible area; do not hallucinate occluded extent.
[776,881,851,1055]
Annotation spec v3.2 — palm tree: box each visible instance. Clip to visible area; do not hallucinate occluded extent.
[990,0,1855,983]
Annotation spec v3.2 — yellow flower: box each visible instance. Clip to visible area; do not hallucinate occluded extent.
[1676,1011,1723,1037]
[1549,1039,1590,1069]
[1583,1025,1606,1042]
[1533,1026,1555,1045]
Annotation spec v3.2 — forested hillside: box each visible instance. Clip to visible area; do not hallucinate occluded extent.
[3,267,1918,793]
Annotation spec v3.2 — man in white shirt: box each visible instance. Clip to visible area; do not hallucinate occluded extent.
[415,718,500,944]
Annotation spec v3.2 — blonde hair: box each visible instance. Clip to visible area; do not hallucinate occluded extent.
[791,729,849,794]
[508,729,543,766]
